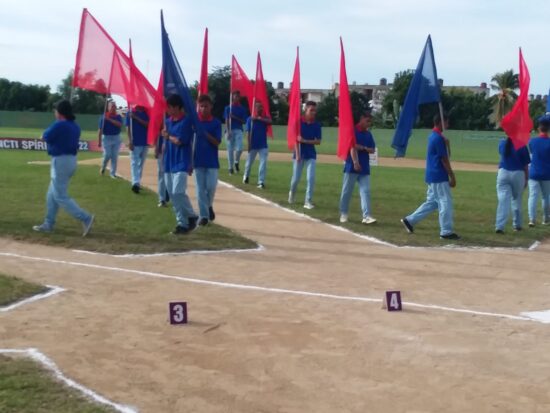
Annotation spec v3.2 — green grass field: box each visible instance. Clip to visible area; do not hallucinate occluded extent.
[0,355,117,413]
[0,273,48,307]
[220,159,548,248]
[0,151,256,254]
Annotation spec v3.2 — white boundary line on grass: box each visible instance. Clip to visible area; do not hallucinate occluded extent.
[217,180,541,252]
[0,252,543,325]
[0,285,65,312]
[72,244,265,258]
[0,348,138,413]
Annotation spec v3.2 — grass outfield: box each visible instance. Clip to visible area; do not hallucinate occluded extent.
[0,151,256,254]
[0,355,117,413]
[0,126,503,164]
[221,159,549,248]
[0,273,48,307]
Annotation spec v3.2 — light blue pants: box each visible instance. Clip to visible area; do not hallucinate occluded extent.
[244,148,268,184]
[157,157,168,202]
[495,168,525,230]
[290,159,316,203]
[43,155,91,229]
[226,129,243,169]
[406,182,454,236]
[528,179,550,223]
[101,134,121,177]
[339,173,372,218]
[164,171,197,228]
[130,146,148,186]
[194,168,218,220]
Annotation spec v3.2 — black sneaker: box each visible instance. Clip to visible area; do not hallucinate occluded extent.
[243,176,249,184]
[171,225,189,235]
[188,216,198,231]
[440,233,461,240]
[495,229,504,234]
[228,168,234,175]
[131,184,140,194]
[513,227,522,232]
[257,183,265,189]
[209,207,215,221]
[234,162,240,172]
[198,218,209,226]
[400,218,414,233]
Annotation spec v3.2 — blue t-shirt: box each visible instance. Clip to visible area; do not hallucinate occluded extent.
[294,119,322,160]
[163,115,194,173]
[43,120,80,157]
[245,117,268,150]
[125,110,149,146]
[194,117,221,169]
[99,114,123,135]
[223,104,248,130]
[425,129,449,183]
[343,128,376,175]
[498,138,530,171]
[528,136,550,180]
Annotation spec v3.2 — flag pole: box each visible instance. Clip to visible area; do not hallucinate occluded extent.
[438,101,450,157]
[128,39,134,151]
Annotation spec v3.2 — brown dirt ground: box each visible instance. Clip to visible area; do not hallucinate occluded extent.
[1,156,549,413]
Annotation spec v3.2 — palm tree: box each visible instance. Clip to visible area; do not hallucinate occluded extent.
[490,69,519,127]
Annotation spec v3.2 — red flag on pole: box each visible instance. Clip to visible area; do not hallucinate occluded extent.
[337,37,356,160]
[287,47,301,150]
[231,55,253,111]
[501,48,533,149]
[253,52,273,137]
[198,28,208,96]
[146,71,166,145]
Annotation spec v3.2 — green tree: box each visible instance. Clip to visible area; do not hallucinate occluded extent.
[382,70,414,117]
[350,91,370,122]
[316,92,338,126]
[490,69,518,127]
[529,98,546,125]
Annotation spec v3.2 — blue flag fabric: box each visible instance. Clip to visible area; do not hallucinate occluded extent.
[546,88,550,113]
[160,11,202,138]
[391,35,441,157]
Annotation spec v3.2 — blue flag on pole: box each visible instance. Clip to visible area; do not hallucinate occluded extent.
[160,11,202,137]
[546,88,550,114]
[391,35,441,157]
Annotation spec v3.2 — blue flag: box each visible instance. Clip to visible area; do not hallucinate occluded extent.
[546,88,550,114]
[160,11,202,137]
[391,35,441,157]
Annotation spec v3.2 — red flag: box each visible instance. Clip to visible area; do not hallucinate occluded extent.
[501,49,533,150]
[287,47,301,150]
[253,52,273,138]
[146,71,166,145]
[231,55,253,111]
[337,37,355,160]
[198,28,208,96]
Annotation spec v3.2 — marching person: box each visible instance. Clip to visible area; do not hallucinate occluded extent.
[527,115,550,226]
[243,100,271,188]
[98,100,123,178]
[126,105,150,193]
[223,91,248,174]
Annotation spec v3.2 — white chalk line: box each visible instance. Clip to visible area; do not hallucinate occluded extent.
[1,285,65,312]
[0,348,138,413]
[72,244,265,258]
[218,180,541,252]
[0,251,543,325]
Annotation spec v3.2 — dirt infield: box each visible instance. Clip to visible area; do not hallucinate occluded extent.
[1,157,550,412]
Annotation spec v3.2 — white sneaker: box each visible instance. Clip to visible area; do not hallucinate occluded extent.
[362,216,377,224]
[32,224,52,233]
[339,214,348,223]
[288,191,295,204]
[82,215,95,237]
[304,202,315,210]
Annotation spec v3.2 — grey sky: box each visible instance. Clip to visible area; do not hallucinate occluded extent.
[1,0,548,96]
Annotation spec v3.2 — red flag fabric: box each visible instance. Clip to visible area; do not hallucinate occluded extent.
[253,52,273,137]
[287,47,301,150]
[198,28,208,96]
[337,37,356,160]
[231,55,253,111]
[146,72,166,145]
[501,49,533,150]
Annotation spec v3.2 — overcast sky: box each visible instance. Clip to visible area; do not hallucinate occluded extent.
[1,0,549,97]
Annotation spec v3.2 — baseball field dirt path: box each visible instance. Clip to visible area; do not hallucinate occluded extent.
[1,157,549,413]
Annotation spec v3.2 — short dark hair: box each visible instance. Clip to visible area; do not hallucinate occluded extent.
[232,91,241,97]
[55,100,75,121]
[198,94,212,104]
[355,110,373,124]
[539,120,550,133]
[433,112,448,126]
[305,101,317,108]
[166,94,184,108]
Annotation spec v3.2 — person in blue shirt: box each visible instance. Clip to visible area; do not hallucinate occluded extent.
[495,137,530,233]
[223,91,248,174]
[162,94,198,235]
[98,101,123,178]
[339,112,377,225]
[243,100,271,188]
[401,113,459,240]
[194,95,222,226]
[527,115,550,226]
[33,100,94,236]
[288,101,322,209]
[126,105,150,193]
